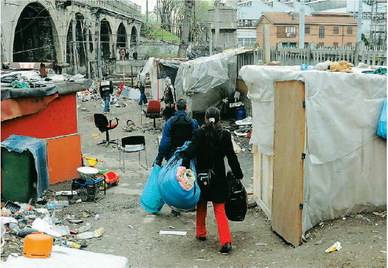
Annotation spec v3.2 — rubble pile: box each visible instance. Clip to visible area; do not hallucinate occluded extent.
[0,198,104,261]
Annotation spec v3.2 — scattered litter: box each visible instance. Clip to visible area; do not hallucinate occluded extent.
[94,214,100,221]
[76,227,105,240]
[168,226,175,229]
[1,217,18,225]
[46,200,69,210]
[5,201,21,213]
[255,242,267,246]
[128,225,134,229]
[78,223,92,233]
[159,230,187,236]
[355,214,371,223]
[235,116,252,126]
[325,242,342,253]
[68,219,83,224]
[314,240,323,245]
[55,191,77,196]
[373,211,387,218]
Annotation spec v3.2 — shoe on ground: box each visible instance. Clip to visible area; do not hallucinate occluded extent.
[196,236,207,241]
[219,243,232,254]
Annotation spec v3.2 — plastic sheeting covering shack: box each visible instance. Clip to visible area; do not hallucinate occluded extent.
[239,65,387,246]
[174,50,243,113]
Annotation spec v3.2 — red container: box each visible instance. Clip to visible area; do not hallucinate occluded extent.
[104,171,120,185]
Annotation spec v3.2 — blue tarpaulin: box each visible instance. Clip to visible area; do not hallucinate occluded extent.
[1,135,49,197]
[377,99,387,139]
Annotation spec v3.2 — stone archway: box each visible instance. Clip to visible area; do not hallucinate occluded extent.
[13,2,60,62]
[130,26,138,48]
[117,23,127,49]
[66,13,88,70]
[100,19,112,60]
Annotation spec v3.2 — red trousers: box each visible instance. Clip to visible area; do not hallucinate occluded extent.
[196,201,232,246]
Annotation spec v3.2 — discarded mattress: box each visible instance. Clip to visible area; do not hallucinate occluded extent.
[2,246,129,268]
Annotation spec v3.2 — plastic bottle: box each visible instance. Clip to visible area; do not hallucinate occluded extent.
[66,241,81,249]
[46,200,69,210]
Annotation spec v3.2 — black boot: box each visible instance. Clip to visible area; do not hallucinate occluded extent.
[219,243,232,254]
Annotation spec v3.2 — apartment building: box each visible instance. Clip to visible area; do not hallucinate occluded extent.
[237,0,312,48]
[256,12,357,48]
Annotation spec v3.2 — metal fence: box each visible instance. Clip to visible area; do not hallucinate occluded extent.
[262,47,387,66]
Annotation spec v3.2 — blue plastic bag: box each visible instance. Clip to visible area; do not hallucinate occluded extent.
[376,99,387,139]
[158,143,201,210]
[140,165,165,213]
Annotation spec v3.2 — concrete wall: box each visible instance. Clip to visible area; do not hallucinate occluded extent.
[1,0,142,72]
[209,7,238,51]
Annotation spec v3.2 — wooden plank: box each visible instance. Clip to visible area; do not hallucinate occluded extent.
[252,145,273,219]
[271,80,305,247]
[47,134,82,184]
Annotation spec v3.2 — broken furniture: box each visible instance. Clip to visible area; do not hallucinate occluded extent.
[240,65,387,247]
[73,166,105,201]
[141,100,162,128]
[118,136,147,169]
[93,113,119,145]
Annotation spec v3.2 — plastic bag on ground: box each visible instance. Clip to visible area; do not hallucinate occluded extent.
[158,142,200,210]
[140,165,165,213]
[376,99,386,139]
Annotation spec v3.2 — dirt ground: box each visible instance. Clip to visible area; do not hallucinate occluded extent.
[53,95,386,268]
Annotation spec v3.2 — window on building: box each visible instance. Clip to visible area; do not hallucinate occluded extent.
[346,42,352,47]
[347,26,353,34]
[285,26,296,37]
[333,26,339,34]
[333,42,338,47]
[305,25,310,34]
[318,42,324,48]
[319,26,325,38]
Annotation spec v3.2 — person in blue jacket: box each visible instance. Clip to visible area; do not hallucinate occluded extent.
[154,98,199,166]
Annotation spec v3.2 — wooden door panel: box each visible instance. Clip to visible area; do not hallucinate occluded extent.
[272,80,305,247]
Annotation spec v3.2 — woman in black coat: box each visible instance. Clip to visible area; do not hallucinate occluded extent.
[182,107,243,254]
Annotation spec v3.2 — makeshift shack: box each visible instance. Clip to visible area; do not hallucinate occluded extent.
[239,65,387,246]
[139,57,186,100]
[174,48,258,120]
[1,79,91,185]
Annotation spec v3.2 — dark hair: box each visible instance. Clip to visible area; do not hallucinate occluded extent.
[203,107,222,145]
[176,99,187,111]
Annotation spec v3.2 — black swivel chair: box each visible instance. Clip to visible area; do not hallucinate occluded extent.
[94,113,119,145]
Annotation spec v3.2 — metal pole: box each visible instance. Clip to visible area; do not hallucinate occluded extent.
[264,24,270,63]
[146,0,149,24]
[299,1,305,49]
[357,0,363,42]
[72,13,78,73]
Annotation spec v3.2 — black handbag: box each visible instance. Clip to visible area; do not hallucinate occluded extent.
[197,169,214,191]
[225,172,247,221]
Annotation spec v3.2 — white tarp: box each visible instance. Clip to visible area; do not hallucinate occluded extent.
[239,65,387,233]
[174,50,238,112]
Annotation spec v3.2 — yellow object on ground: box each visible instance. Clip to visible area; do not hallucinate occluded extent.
[23,233,53,258]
